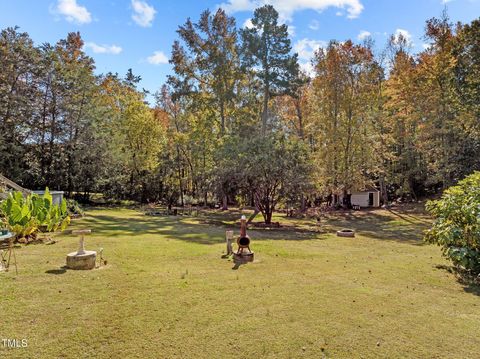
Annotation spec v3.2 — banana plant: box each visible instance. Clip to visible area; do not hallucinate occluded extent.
[1,190,38,239]
[43,193,70,233]
[0,188,70,241]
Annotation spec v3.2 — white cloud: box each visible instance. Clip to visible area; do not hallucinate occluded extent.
[288,25,296,37]
[53,0,92,24]
[218,0,364,21]
[335,11,343,16]
[243,15,294,36]
[294,38,326,76]
[243,18,254,28]
[147,51,169,65]
[84,42,122,54]
[357,30,371,40]
[300,62,316,76]
[294,38,326,61]
[393,28,413,46]
[131,0,156,27]
[293,38,328,77]
[309,20,320,30]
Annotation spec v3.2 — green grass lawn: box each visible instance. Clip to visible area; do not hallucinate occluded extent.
[1,206,479,358]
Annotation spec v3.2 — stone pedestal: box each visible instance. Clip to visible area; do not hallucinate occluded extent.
[226,230,234,255]
[233,252,254,263]
[66,250,96,270]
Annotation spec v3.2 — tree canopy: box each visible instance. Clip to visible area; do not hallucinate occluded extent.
[1,9,479,223]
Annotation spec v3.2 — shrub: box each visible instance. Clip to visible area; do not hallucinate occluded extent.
[424,172,480,274]
[66,199,84,217]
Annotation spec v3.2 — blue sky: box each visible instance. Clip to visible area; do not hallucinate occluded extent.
[1,0,479,103]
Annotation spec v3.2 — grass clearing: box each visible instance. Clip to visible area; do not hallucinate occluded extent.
[1,206,479,358]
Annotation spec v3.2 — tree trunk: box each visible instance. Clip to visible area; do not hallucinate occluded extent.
[262,76,269,135]
[176,146,184,207]
[222,194,228,210]
[379,176,388,206]
[47,103,57,186]
[265,209,273,224]
[262,96,268,135]
[295,99,304,140]
[300,194,306,213]
[409,177,418,201]
[342,189,351,208]
[247,208,260,224]
[220,100,225,135]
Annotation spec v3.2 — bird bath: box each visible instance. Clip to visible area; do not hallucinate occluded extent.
[66,229,96,270]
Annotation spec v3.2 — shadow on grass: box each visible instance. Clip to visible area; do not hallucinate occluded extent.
[231,256,251,270]
[320,209,431,245]
[232,262,246,270]
[218,253,245,269]
[175,207,429,245]
[73,208,430,246]
[435,264,480,297]
[76,211,319,244]
[387,209,432,225]
[45,267,67,275]
[463,283,480,296]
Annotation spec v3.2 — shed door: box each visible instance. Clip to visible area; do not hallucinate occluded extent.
[368,192,374,206]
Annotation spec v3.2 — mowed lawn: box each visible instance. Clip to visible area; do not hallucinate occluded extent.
[1,206,479,358]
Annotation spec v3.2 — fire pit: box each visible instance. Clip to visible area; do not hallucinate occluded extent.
[336,229,355,238]
[233,215,254,263]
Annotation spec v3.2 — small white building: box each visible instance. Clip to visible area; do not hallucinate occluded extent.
[33,190,65,206]
[339,185,381,208]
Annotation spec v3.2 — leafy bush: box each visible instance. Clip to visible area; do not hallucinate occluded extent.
[66,199,84,217]
[424,172,480,274]
[182,194,199,206]
[0,188,70,241]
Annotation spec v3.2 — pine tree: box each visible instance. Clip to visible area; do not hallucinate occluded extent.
[170,8,242,135]
[240,5,299,134]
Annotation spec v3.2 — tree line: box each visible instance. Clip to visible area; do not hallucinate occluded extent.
[1,6,479,223]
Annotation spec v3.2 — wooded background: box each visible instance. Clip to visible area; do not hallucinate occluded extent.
[1,6,479,221]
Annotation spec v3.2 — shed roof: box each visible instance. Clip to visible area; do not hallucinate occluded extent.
[351,184,379,193]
